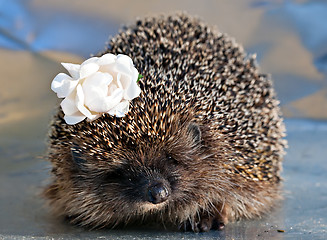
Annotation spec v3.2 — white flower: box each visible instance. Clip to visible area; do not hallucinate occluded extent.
[51,54,141,125]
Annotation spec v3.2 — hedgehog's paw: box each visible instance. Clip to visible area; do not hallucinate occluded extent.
[179,214,226,232]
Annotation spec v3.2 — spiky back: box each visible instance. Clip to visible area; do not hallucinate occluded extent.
[50,13,286,184]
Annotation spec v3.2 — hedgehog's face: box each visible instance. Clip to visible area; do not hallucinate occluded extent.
[64,120,218,227]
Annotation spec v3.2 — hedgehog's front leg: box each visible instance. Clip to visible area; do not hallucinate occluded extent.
[179,205,229,232]
[179,215,225,232]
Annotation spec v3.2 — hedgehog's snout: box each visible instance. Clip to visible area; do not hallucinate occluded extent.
[146,181,170,204]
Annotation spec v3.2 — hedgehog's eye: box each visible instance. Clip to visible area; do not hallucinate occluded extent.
[101,169,124,182]
[166,154,178,165]
[188,122,201,144]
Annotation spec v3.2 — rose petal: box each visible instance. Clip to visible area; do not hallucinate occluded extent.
[115,54,133,75]
[51,73,79,98]
[82,72,114,112]
[124,77,141,100]
[60,92,86,124]
[92,87,124,114]
[60,92,79,115]
[132,67,139,83]
[61,63,80,79]
[86,113,101,121]
[119,74,132,90]
[107,81,118,95]
[104,88,124,109]
[115,72,123,89]
[64,114,86,125]
[108,100,129,117]
[79,62,99,79]
[81,56,98,66]
[75,84,96,119]
[117,54,133,66]
[97,53,116,66]
[83,72,113,89]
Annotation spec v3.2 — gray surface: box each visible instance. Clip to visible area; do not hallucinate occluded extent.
[0,119,326,239]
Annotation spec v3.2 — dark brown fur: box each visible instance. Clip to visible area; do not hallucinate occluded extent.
[44,13,286,232]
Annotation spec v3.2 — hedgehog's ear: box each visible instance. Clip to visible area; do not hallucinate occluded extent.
[71,145,86,168]
[188,122,201,144]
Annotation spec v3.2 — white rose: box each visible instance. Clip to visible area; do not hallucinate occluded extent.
[51,54,141,125]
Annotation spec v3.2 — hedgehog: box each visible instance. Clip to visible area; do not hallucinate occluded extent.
[44,13,286,232]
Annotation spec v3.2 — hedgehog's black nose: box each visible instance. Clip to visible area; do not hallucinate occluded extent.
[147,182,169,204]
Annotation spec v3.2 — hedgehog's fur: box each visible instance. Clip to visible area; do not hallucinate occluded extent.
[44,13,287,232]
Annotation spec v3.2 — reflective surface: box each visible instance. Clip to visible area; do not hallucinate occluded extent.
[0,0,326,239]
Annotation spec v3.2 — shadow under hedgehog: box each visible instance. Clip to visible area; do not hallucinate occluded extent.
[44,13,287,232]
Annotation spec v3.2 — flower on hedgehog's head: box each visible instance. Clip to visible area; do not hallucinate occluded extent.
[51,54,142,125]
